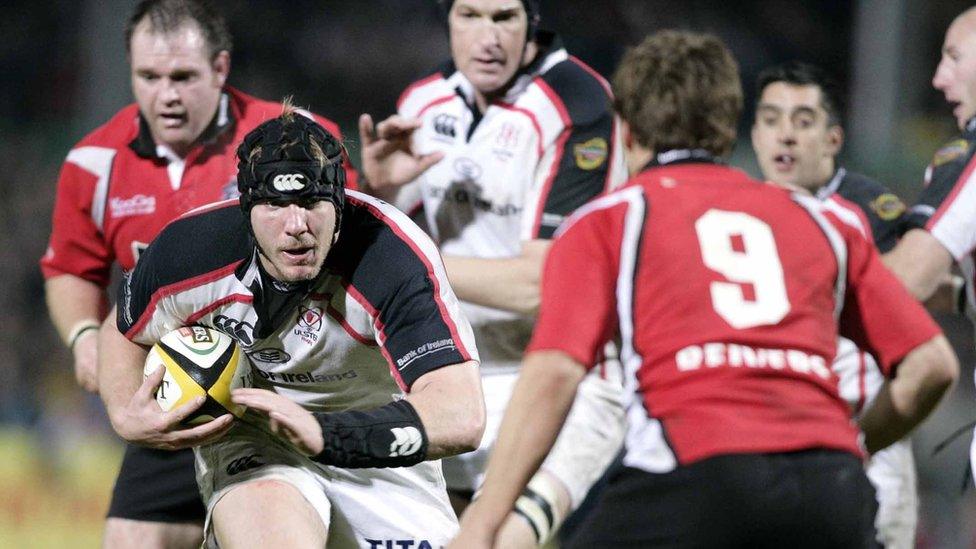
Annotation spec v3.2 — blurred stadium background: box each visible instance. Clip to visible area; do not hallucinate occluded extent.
[2,0,976,546]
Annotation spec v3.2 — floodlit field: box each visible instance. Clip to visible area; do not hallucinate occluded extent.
[0,428,122,548]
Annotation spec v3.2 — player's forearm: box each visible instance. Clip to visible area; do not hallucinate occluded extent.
[859,335,958,453]
[45,274,108,346]
[443,240,549,315]
[97,314,150,430]
[459,351,584,536]
[408,360,486,459]
[882,229,954,301]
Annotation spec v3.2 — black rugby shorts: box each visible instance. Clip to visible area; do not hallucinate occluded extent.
[567,449,879,549]
[107,444,205,522]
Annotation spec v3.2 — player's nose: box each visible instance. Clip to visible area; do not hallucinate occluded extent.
[282,204,310,235]
[932,59,951,91]
[159,79,181,104]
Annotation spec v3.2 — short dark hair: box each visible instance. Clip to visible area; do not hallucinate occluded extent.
[125,0,232,61]
[756,61,843,127]
[612,30,742,157]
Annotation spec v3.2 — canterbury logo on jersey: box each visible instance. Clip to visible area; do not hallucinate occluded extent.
[388,426,423,457]
[213,315,254,347]
[273,173,306,191]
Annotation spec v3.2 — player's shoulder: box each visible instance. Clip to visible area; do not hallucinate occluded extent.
[834,169,906,223]
[926,131,976,183]
[556,183,646,239]
[140,200,252,283]
[396,61,456,114]
[331,191,438,272]
[71,103,141,151]
[533,48,613,126]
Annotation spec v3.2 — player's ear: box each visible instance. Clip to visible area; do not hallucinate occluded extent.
[621,119,634,150]
[212,50,231,87]
[826,124,843,156]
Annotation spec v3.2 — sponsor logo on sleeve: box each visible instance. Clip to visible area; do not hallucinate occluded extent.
[573,137,609,170]
[395,339,457,370]
[932,139,970,167]
[869,193,906,221]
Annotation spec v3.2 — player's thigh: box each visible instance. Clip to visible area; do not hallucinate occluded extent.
[103,518,202,549]
[212,479,326,549]
[195,421,333,548]
[324,461,458,547]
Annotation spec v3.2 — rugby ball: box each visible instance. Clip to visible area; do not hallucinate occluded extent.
[144,326,253,425]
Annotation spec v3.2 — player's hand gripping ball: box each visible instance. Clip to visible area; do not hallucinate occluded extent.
[144,326,253,425]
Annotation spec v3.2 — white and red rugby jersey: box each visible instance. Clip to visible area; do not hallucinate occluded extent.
[118,191,477,411]
[41,87,356,286]
[529,156,941,471]
[395,38,626,371]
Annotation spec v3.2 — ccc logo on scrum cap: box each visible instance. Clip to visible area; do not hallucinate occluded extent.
[272,173,305,192]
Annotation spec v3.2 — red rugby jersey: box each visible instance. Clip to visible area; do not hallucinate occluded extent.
[529,158,941,471]
[41,87,357,286]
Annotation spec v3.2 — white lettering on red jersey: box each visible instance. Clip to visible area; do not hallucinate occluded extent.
[531,160,941,471]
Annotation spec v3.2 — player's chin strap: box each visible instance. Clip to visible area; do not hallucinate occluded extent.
[310,399,429,468]
[472,474,568,546]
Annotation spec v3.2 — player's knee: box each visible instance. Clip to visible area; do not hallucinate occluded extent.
[216,480,322,527]
[511,474,571,546]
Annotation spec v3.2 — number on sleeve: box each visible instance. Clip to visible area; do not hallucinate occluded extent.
[694,209,790,329]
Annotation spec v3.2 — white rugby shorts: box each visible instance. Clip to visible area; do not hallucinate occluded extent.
[195,419,457,548]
